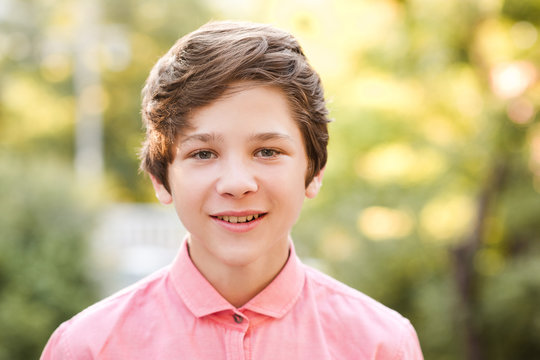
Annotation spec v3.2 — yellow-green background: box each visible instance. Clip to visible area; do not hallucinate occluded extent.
[1,0,539,358]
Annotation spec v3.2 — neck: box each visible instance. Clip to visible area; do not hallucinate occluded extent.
[210,256,289,308]
[187,239,290,308]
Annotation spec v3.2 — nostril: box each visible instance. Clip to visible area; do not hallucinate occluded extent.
[216,177,258,197]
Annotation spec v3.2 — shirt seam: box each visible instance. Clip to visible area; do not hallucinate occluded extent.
[305,267,366,300]
[306,266,415,360]
[305,267,408,323]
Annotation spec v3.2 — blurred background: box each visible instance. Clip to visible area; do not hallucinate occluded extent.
[1,0,539,359]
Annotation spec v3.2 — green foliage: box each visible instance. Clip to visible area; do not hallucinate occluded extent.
[0,156,98,360]
[2,0,540,358]
[480,254,540,359]
[291,0,540,358]
[503,0,540,23]
[100,0,213,201]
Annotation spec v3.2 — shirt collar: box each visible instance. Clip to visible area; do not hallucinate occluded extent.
[170,238,305,319]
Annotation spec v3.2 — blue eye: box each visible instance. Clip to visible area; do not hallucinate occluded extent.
[193,150,215,160]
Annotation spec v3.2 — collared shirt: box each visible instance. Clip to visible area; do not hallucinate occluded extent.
[41,240,423,359]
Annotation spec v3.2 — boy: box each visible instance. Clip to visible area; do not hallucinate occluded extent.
[42,21,423,359]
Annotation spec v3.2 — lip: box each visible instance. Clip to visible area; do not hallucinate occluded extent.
[211,210,266,217]
[210,212,267,233]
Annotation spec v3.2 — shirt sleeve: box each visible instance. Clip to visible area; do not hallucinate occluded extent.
[40,322,71,360]
[396,320,424,360]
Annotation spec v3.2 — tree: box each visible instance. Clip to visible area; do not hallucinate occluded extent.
[0,156,98,360]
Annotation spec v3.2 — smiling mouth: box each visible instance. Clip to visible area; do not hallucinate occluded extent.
[213,214,265,224]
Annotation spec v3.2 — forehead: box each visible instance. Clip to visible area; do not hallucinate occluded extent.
[181,83,300,137]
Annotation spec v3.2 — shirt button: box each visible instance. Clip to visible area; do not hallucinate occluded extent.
[233,314,244,324]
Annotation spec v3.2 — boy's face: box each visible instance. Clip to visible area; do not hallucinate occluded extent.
[151,83,323,270]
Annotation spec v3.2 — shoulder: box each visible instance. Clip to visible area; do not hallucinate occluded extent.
[41,267,172,360]
[304,264,405,325]
[303,265,423,359]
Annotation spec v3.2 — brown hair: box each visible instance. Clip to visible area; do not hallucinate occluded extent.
[140,20,330,193]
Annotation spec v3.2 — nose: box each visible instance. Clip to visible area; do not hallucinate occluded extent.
[215,159,258,198]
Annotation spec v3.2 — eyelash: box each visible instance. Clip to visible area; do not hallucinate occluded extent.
[188,148,282,160]
[255,148,281,158]
[190,150,216,160]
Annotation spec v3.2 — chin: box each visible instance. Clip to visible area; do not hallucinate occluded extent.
[216,248,264,268]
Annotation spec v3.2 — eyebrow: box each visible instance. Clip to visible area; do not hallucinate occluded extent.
[179,132,294,145]
[179,133,224,145]
[248,132,294,143]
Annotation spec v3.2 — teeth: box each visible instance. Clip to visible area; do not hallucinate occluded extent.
[216,214,262,223]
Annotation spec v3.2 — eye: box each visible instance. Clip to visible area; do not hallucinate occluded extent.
[255,148,280,158]
[191,150,216,160]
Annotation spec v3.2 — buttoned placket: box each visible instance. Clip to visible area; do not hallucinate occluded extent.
[225,311,251,360]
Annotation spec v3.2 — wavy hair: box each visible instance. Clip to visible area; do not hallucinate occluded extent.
[140,21,330,192]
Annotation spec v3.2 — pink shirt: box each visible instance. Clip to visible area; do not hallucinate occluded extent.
[41,241,423,359]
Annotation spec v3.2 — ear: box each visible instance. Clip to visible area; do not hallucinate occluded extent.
[305,167,325,199]
[150,174,173,205]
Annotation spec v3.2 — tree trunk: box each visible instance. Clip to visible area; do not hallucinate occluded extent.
[451,161,507,360]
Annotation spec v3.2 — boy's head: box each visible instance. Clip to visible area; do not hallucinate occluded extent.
[139,21,330,193]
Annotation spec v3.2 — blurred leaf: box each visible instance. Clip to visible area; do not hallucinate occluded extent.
[0,155,99,360]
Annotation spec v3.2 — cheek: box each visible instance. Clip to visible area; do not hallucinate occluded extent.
[169,170,211,213]
[173,188,207,231]
[265,173,306,208]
